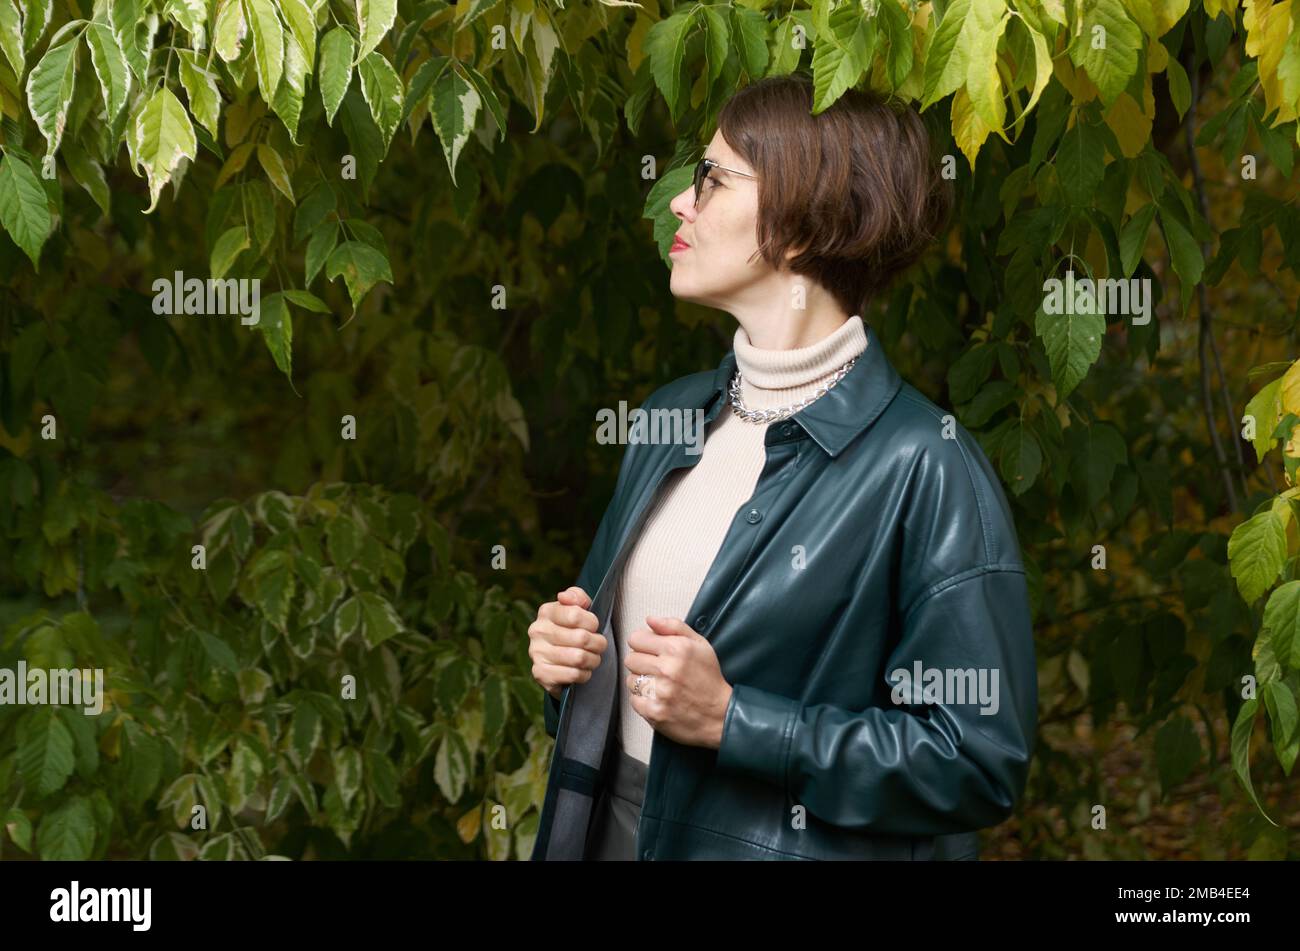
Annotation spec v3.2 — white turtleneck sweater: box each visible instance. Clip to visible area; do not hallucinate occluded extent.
[614,314,870,764]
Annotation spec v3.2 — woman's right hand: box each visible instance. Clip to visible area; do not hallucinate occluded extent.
[529,586,608,700]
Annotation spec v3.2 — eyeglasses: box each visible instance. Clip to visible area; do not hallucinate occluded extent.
[693,157,757,208]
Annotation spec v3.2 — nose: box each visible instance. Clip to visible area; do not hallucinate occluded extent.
[669,182,698,222]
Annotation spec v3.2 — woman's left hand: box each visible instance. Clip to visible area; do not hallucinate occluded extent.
[624,615,734,749]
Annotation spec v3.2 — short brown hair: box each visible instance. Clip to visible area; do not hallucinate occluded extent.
[716,74,953,316]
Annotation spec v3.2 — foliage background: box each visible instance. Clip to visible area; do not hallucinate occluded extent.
[0,0,1298,860]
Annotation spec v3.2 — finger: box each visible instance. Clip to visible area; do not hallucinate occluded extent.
[558,603,600,633]
[626,627,669,655]
[534,661,595,688]
[645,614,690,636]
[528,618,607,656]
[539,600,599,634]
[557,587,592,609]
[622,650,661,676]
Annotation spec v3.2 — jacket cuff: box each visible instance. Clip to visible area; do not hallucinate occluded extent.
[715,683,800,787]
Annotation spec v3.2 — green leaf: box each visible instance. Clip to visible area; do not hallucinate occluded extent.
[1000,421,1042,495]
[1263,680,1299,773]
[242,0,284,100]
[271,19,308,143]
[291,699,322,765]
[1056,119,1106,209]
[325,240,392,315]
[282,289,330,312]
[256,143,294,201]
[251,540,296,625]
[1070,0,1141,107]
[644,10,693,121]
[197,629,240,674]
[228,740,263,811]
[335,595,361,646]
[85,22,130,122]
[333,746,363,808]
[318,26,355,126]
[257,290,293,380]
[1261,580,1300,668]
[327,514,361,566]
[279,0,317,71]
[133,86,198,213]
[359,51,403,152]
[159,774,199,828]
[178,49,221,138]
[17,707,75,797]
[0,151,52,269]
[365,748,400,807]
[877,0,913,90]
[1231,510,1290,606]
[210,225,250,280]
[0,0,24,78]
[429,65,480,185]
[644,163,695,263]
[355,0,397,63]
[1244,376,1283,462]
[213,0,246,62]
[811,3,875,113]
[4,807,32,853]
[434,732,470,804]
[921,0,971,108]
[1034,292,1105,400]
[729,5,768,79]
[36,795,95,860]
[25,36,78,155]
[121,719,163,808]
[305,220,338,286]
[699,5,729,86]
[356,591,403,647]
[1118,203,1156,278]
[1230,699,1277,824]
[1159,206,1205,299]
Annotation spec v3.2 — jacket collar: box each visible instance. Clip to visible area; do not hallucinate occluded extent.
[702,320,903,458]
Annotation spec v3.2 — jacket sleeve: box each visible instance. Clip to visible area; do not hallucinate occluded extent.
[714,564,1037,836]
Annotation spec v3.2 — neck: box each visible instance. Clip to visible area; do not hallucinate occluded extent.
[731,315,869,412]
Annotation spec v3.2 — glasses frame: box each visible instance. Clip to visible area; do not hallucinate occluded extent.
[693,157,757,208]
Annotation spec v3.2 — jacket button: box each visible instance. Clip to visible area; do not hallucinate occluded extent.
[694,614,709,631]
[779,423,794,437]
[642,848,654,861]
[745,508,762,524]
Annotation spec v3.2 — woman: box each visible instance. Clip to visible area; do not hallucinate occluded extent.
[527,75,1037,861]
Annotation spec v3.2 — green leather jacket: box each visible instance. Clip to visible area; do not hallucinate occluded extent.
[532,321,1037,860]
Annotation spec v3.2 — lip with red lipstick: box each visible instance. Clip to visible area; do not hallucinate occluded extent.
[670,234,690,254]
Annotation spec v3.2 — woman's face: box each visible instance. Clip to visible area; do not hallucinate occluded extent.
[667,131,768,311]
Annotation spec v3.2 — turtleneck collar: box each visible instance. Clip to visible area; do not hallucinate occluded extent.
[731,315,869,412]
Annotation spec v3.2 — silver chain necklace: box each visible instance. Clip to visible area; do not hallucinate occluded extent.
[729,353,859,424]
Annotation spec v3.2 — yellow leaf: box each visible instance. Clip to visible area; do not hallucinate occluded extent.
[1052,47,1098,102]
[1022,20,1054,117]
[627,13,651,74]
[1204,0,1241,19]
[457,804,483,843]
[1147,35,1169,73]
[966,0,1010,132]
[1040,0,1068,24]
[1280,358,1300,416]
[1152,0,1192,35]
[1104,79,1153,158]
[1244,0,1299,125]
[951,85,993,169]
